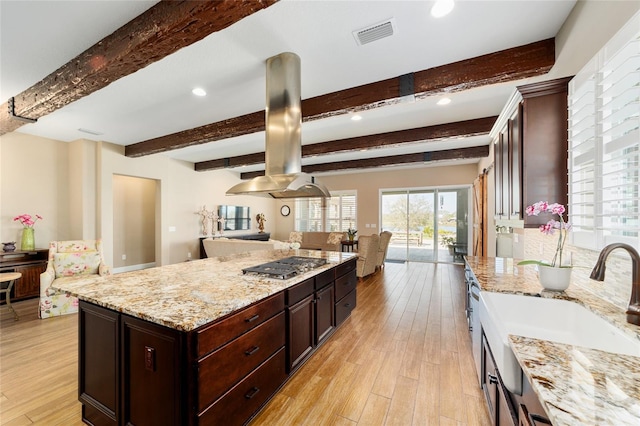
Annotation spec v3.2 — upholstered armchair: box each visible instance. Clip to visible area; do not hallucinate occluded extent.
[376,231,393,269]
[356,234,379,279]
[39,240,111,319]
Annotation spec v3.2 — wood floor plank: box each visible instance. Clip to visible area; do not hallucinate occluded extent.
[358,394,391,425]
[1,262,492,426]
[339,350,387,422]
[413,361,440,425]
[439,350,467,422]
[384,375,418,426]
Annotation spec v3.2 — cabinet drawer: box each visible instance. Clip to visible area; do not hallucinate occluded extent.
[335,271,356,301]
[196,292,284,357]
[315,268,334,290]
[198,347,287,426]
[335,288,356,326]
[335,258,356,279]
[286,277,314,306]
[198,312,285,412]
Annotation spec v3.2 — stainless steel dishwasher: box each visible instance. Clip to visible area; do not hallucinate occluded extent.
[465,263,483,384]
[470,282,482,383]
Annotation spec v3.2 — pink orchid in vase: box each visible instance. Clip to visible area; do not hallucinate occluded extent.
[518,201,571,268]
[13,213,43,229]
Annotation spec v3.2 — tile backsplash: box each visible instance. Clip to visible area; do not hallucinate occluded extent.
[520,228,632,311]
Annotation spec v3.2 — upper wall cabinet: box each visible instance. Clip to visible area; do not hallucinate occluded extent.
[493,76,572,227]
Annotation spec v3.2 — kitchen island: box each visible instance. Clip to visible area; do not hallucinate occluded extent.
[52,249,357,426]
[465,256,640,426]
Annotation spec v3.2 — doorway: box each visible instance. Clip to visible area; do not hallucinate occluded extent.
[113,175,157,272]
[381,187,470,263]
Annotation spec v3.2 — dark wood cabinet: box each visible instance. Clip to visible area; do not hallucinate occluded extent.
[482,333,516,426]
[78,259,357,426]
[334,259,357,327]
[315,283,334,344]
[121,315,186,426]
[288,294,315,371]
[494,77,571,226]
[0,249,48,301]
[79,302,119,426]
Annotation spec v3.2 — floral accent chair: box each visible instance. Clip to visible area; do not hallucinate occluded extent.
[39,240,111,319]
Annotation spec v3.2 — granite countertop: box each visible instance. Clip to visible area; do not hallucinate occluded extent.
[52,249,356,332]
[465,256,640,426]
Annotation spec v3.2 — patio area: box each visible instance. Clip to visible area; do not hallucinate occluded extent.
[385,239,466,263]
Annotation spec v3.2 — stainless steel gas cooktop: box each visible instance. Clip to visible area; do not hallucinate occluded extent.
[242,256,328,280]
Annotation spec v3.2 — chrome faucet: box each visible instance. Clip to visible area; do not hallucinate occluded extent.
[590,243,640,326]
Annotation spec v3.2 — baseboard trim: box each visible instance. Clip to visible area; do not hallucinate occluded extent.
[113,262,156,274]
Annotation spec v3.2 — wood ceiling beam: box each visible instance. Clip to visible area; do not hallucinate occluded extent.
[0,0,277,135]
[194,116,497,171]
[239,145,490,180]
[125,38,554,158]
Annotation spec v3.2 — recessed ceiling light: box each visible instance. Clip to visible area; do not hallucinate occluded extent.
[351,114,362,121]
[192,87,207,97]
[437,97,452,105]
[431,0,455,18]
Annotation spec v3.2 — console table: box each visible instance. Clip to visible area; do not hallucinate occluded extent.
[199,233,271,259]
[0,249,48,302]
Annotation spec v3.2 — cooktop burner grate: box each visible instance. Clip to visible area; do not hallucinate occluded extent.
[242,256,328,280]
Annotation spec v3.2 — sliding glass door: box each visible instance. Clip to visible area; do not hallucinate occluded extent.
[381,187,470,263]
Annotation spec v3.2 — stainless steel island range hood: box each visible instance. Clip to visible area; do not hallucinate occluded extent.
[226,52,330,199]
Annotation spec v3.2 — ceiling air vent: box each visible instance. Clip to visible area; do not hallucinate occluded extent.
[353,18,396,46]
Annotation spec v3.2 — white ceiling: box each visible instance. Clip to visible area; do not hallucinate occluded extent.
[0,0,578,174]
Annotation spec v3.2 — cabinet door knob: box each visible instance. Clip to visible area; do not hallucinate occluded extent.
[245,346,260,356]
[245,387,260,400]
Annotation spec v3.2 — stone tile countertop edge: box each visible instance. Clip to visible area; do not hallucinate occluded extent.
[465,256,640,426]
[51,249,356,332]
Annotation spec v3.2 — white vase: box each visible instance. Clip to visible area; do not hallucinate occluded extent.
[538,265,572,291]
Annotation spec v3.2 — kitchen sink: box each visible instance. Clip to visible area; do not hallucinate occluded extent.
[478,291,640,394]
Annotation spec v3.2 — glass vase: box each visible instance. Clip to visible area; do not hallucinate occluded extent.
[21,227,35,251]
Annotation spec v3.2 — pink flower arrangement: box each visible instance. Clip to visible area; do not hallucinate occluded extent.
[13,213,43,229]
[519,201,571,268]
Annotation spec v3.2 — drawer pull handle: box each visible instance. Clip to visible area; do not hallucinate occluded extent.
[488,373,499,385]
[245,387,260,399]
[528,413,551,425]
[344,303,351,308]
[245,314,260,323]
[245,346,260,356]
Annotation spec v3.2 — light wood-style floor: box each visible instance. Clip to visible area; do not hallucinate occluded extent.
[0,262,490,426]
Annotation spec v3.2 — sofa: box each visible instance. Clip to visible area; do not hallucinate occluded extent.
[289,231,346,251]
[202,238,279,258]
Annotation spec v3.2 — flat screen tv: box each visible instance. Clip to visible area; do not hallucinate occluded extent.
[218,205,251,231]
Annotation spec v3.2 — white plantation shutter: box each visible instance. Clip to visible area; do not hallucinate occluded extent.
[295,192,357,232]
[569,12,640,250]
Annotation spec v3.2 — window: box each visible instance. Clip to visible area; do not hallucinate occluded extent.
[568,14,639,250]
[295,192,357,232]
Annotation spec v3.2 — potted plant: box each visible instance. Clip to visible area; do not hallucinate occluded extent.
[441,234,456,254]
[518,201,572,291]
[347,228,357,241]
